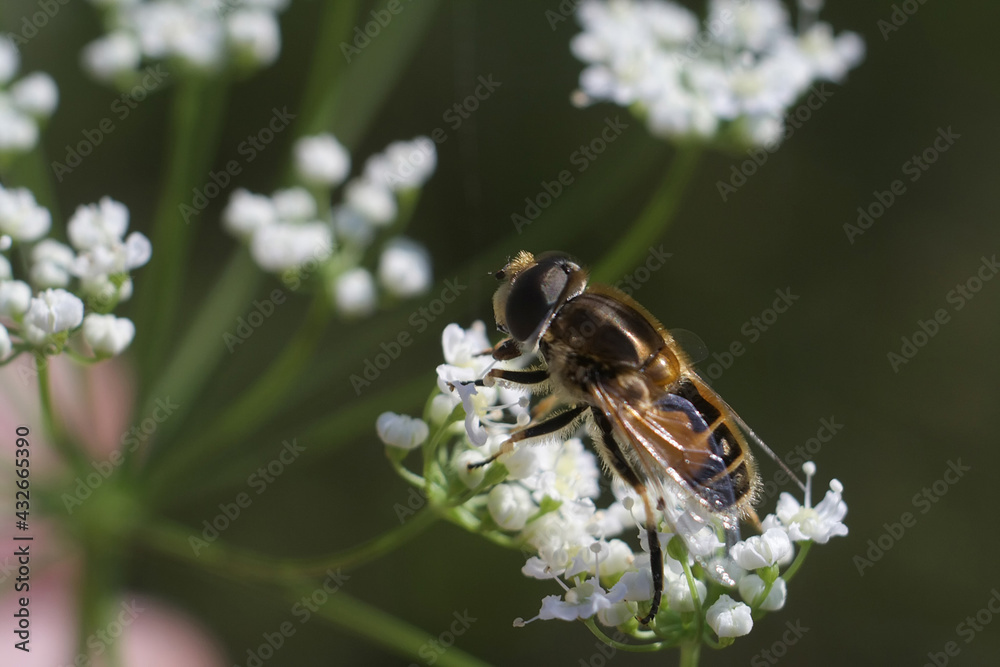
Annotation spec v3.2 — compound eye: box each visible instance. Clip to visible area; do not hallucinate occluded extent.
[505,260,569,342]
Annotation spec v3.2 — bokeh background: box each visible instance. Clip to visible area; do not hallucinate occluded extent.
[4,0,1000,664]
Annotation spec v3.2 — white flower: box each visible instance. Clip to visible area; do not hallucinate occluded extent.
[378,237,431,297]
[453,449,487,489]
[227,10,281,67]
[82,314,136,356]
[67,197,129,250]
[295,134,351,187]
[571,0,864,147]
[0,280,32,318]
[30,239,76,289]
[488,484,536,531]
[775,476,848,543]
[364,137,437,191]
[0,103,37,153]
[133,3,225,69]
[666,576,706,612]
[0,186,50,242]
[67,199,151,278]
[730,528,793,570]
[0,37,18,85]
[376,412,429,450]
[451,381,489,446]
[332,268,376,318]
[223,188,277,239]
[705,594,753,637]
[25,288,84,335]
[344,178,397,225]
[332,206,375,247]
[0,323,10,359]
[82,32,142,83]
[739,574,786,611]
[271,187,316,221]
[250,222,332,273]
[11,73,59,117]
[537,578,624,621]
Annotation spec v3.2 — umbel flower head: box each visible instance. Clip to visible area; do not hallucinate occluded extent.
[0,188,150,362]
[222,133,435,318]
[571,0,864,148]
[377,321,848,654]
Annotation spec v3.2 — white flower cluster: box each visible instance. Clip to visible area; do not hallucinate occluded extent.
[0,189,150,360]
[222,133,435,318]
[81,0,288,83]
[378,322,848,647]
[0,36,59,156]
[571,0,864,146]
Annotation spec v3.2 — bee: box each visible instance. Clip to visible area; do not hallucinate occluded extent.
[466,250,798,624]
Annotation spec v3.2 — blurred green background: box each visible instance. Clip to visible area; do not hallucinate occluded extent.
[6,0,1000,664]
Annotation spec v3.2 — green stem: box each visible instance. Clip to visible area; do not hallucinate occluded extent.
[142,509,439,581]
[294,0,362,141]
[679,641,702,667]
[146,293,328,501]
[292,587,492,667]
[36,353,86,470]
[582,619,664,652]
[133,249,261,470]
[591,144,702,284]
[136,75,229,385]
[781,541,812,583]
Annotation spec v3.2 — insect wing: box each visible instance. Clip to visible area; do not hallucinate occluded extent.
[589,381,741,582]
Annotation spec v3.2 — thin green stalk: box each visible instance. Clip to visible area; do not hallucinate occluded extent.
[295,588,492,667]
[680,641,702,666]
[142,509,440,581]
[146,293,327,499]
[582,619,664,652]
[136,75,230,385]
[591,144,703,284]
[133,250,261,470]
[36,353,86,471]
[294,0,362,141]
[781,541,812,582]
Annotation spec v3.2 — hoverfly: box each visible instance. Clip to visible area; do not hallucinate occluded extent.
[464,250,799,624]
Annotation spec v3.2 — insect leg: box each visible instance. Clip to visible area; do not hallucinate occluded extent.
[467,405,587,469]
[452,368,550,389]
[591,409,663,624]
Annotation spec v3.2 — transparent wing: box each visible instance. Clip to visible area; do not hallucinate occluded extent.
[589,380,742,584]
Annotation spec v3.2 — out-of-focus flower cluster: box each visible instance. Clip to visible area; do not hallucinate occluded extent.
[222,133,436,318]
[0,36,58,158]
[0,187,150,361]
[571,0,864,147]
[377,322,848,649]
[81,0,289,84]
